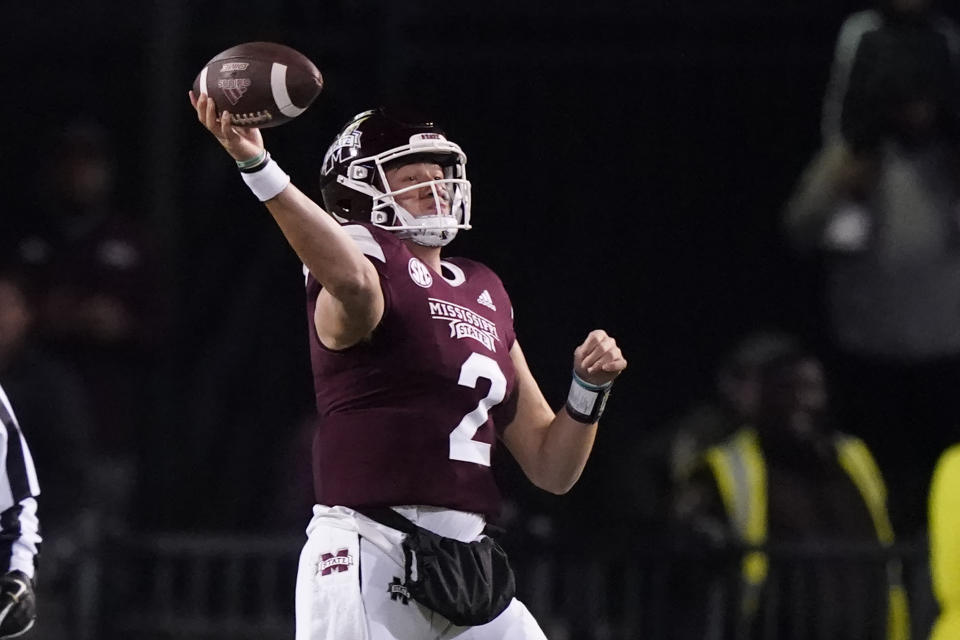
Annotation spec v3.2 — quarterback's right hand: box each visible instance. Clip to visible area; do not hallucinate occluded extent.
[188,90,264,164]
[0,571,35,639]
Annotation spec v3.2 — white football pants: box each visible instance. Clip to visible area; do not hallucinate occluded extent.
[295,505,547,640]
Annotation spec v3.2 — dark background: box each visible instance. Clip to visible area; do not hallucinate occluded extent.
[5,0,959,536]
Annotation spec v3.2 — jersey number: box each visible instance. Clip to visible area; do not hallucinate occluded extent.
[449,353,506,467]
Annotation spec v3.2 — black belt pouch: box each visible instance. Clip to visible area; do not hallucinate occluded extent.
[358,507,516,626]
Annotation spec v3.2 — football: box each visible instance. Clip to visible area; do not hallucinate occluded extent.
[192,41,323,128]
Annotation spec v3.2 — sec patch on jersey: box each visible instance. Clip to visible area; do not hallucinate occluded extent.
[192,41,323,128]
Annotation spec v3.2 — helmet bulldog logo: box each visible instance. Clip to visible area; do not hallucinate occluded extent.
[321,130,363,176]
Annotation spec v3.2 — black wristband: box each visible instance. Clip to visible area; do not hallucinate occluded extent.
[564,372,612,424]
[237,150,270,173]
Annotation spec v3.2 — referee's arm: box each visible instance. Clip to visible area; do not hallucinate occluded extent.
[0,384,41,580]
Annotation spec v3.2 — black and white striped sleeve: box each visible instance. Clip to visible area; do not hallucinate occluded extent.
[0,384,41,580]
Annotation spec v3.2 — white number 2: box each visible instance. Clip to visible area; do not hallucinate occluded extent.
[449,353,506,466]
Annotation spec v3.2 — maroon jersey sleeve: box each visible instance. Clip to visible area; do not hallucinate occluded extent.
[304,224,518,518]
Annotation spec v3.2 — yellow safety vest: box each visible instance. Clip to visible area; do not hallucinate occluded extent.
[704,429,910,640]
[929,444,960,640]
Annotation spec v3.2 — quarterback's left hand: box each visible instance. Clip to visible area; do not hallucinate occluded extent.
[573,330,627,387]
[0,571,36,639]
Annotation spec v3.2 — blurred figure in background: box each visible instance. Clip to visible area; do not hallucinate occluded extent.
[621,330,799,532]
[0,271,94,528]
[928,444,960,640]
[667,331,802,485]
[783,0,960,535]
[9,121,160,529]
[672,349,907,640]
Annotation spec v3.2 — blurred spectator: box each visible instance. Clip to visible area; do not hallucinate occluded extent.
[7,120,161,526]
[783,0,960,535]
[928,444,960,640]
[667,331,802,484]
[672,349,908,640]
[0,270,94,525]
[821,0,960,152]
[621,330,799,530]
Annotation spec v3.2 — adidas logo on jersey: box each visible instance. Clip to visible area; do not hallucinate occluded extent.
[477,289,496,311]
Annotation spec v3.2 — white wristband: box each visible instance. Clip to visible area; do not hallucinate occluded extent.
[241,158,290,202]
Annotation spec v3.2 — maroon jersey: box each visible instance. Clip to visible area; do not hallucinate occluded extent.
[306,224,518,518]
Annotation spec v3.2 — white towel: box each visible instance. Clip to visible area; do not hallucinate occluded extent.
[295,506,369,640]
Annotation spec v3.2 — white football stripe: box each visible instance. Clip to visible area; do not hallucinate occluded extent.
[270,63,306,118]
[199,66,208,95]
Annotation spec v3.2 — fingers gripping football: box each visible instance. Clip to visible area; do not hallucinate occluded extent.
[188,90,265,163]
[573,330,627,387]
